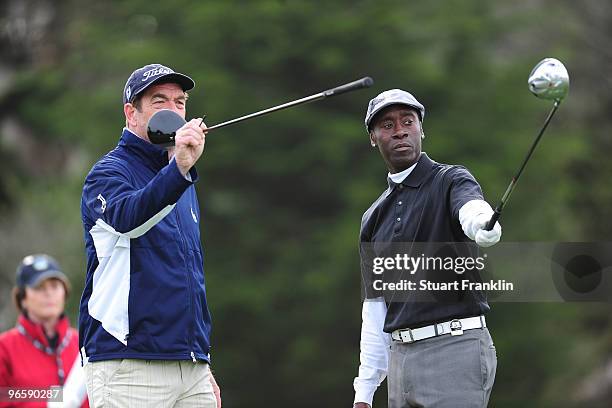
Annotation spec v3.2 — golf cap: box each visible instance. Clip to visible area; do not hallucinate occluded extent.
[16,254,70,290]
[123,63,195,104]
[365,89,425,131]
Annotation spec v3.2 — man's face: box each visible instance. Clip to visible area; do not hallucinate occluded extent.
[124,82,187,141]
[369,105,423,173]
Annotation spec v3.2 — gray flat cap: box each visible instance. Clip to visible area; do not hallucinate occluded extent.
[364,89,425,131]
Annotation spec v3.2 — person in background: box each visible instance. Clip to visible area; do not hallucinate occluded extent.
[0,254,88,407]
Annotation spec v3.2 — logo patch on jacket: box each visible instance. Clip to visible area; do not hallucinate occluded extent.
[97,194,107,213]
[191,207,198,223]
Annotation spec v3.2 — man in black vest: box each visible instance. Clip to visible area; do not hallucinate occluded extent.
[353,89,502,408]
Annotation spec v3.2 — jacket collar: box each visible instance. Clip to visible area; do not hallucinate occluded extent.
[118,128,169,170]
[18,313,70,349]
[387,152,435,190]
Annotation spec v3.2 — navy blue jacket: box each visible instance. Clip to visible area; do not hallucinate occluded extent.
[79,129,211,363]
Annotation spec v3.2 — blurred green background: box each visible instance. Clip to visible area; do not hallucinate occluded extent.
[1,0,611,406]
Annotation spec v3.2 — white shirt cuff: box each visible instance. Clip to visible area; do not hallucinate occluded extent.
[353,381,378,406]
[353,299,389,406]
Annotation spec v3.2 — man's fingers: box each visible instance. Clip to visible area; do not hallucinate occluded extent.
[187,118,204,128]
[176,124,205,145]
[192,117,209,134]
[175,118,209,139]
[193,118,205,126]
[178,119,205,135]
[176,133,203,148]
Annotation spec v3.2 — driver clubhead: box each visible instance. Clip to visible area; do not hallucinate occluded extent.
[147,109,186,147]
[528,58,569,102]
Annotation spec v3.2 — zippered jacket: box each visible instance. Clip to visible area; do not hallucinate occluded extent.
[79,129,211,364]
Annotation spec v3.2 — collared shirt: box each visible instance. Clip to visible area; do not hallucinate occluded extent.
[360,152,490,331]
[354,153,492,404]
[387,160,418,184]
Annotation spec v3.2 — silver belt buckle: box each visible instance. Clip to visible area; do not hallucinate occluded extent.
[450,319,464,336]
[400,329,415,343]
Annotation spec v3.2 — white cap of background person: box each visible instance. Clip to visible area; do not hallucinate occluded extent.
[364,89,426,132]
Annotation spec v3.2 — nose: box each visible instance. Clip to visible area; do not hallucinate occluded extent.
[392,120,408,138]
[392,129,408,139]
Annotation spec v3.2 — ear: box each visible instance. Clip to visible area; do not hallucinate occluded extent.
[369,130,377,147]
[124,103,137,129]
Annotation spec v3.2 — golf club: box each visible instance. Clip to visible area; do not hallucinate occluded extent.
[485,58,569,230]
[147,76,374,146]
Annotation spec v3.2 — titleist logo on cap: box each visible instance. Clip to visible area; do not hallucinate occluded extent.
[123,63,194,104]
[142,67,174,82]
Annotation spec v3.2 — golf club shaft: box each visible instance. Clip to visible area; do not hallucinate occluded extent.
[204,77,373,132]
[205,93,324,131]
[485,100,562,231]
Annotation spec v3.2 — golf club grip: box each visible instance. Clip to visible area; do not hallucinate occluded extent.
[485,209,502,231]
[324,76,374,97]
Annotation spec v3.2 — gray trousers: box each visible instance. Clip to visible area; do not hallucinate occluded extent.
[388,328,497,408]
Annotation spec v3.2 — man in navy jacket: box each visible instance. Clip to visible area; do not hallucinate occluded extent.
[79,64,220,407]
